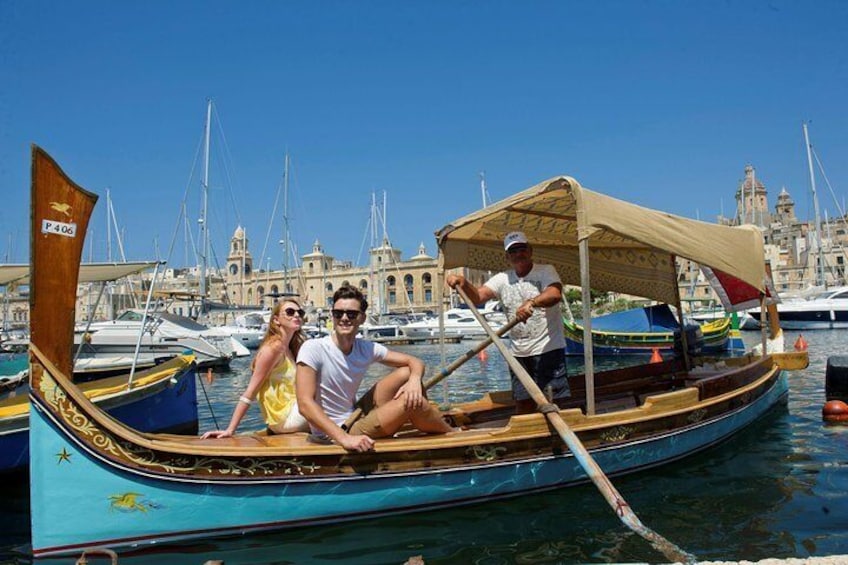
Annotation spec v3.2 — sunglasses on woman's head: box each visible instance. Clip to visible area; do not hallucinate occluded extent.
[331,309,361,320]
[283,307,306,318]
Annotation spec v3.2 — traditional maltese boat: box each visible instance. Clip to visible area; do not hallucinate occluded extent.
[562,304,741,357]
[29,153,805,560]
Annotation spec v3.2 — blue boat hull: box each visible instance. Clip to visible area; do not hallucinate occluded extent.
[30,368,787,556]
[0,365,198,474]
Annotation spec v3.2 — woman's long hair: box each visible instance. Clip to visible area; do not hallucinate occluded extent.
[251,299,307,370]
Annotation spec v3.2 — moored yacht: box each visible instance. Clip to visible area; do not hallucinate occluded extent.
[75,309,250,368]
[218,311,267,349]
[749,286,848,330]
[400,303,506,339]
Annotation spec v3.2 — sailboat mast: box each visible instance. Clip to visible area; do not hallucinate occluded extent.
[803,122,825,287]
[382,190,389,315]
[200,99,212,302]
[241,227,246,303]
[480,171,488,208]
[282,152,290,295]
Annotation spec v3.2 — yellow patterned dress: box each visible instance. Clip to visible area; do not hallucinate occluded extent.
[256,355,307,433]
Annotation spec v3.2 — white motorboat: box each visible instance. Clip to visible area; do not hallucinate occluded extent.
[75,310,250,368]
[218,311,267,349]
[400,304,505,339]
[749,286,848,330]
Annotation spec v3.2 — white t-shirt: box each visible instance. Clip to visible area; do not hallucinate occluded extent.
[297,336,388,431]
[484,263,566,357]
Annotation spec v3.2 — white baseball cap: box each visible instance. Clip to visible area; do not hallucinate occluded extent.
[503,231,528,250]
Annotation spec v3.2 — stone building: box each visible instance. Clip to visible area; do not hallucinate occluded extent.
[213,227,450,319]
[682,164,848,308]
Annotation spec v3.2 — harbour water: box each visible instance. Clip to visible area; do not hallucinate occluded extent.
[2,330,846,564]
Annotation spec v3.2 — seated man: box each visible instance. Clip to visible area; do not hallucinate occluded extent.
[296,284,452,452]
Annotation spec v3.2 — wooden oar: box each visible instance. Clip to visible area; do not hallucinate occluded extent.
[456,287,695,564]
[342,317,522,431]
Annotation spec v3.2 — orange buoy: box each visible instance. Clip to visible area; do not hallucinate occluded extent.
[650,347,662,364]
[794,334,808,351]
[823,400,848,423]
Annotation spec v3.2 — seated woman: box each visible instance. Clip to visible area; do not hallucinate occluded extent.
[202,299,309,438]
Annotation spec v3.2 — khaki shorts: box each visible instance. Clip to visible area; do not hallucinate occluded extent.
[348,409,391,438]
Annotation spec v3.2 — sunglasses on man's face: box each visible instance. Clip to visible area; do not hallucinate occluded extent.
[331,309,361,321]
[283,307,306,318]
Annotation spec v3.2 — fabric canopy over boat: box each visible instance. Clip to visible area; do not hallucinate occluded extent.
[0,262,158,286]
[436,176,767,310]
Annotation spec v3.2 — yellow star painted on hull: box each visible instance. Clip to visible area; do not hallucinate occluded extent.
[56,447,72,464]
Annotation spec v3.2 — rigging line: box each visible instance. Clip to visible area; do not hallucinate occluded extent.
[812,149,848,284]
[355,200,374,267]
[211,102,243,228]
[371,193,417,314]
[258,159,286,273]
[106,193,140,308]
[284,155,307,273]
[812,147,848,222]
[164,124,205,268]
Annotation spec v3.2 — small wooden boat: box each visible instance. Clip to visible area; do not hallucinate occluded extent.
[562,305,743,356]
[29,159,805,559]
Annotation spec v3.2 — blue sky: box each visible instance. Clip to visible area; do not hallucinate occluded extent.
[2,1,847,271]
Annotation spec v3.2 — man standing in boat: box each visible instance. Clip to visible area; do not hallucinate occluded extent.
[296,284,453,452]
[446,231,569,414]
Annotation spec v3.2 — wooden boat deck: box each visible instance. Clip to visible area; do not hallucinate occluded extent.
[141,354,778,458]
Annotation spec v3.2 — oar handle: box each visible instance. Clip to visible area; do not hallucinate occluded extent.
[455,287,694,564]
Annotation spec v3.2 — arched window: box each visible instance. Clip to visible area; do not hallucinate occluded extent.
[404,274,413,287]
[229,264,238,275]
[257,285,265,296]
[271,285,279,295]
[326,282,333,292]
[387,275,396,287]
[308,262,314,273]
[359,279,368,289]
[422,272,432,284]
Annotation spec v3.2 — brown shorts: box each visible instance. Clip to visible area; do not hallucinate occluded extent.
[348,409,391,438]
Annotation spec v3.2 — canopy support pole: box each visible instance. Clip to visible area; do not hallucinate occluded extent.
[759,295,768,355]
[436,251,448,407]
[670,256,691,370]
[579,239,595,416]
